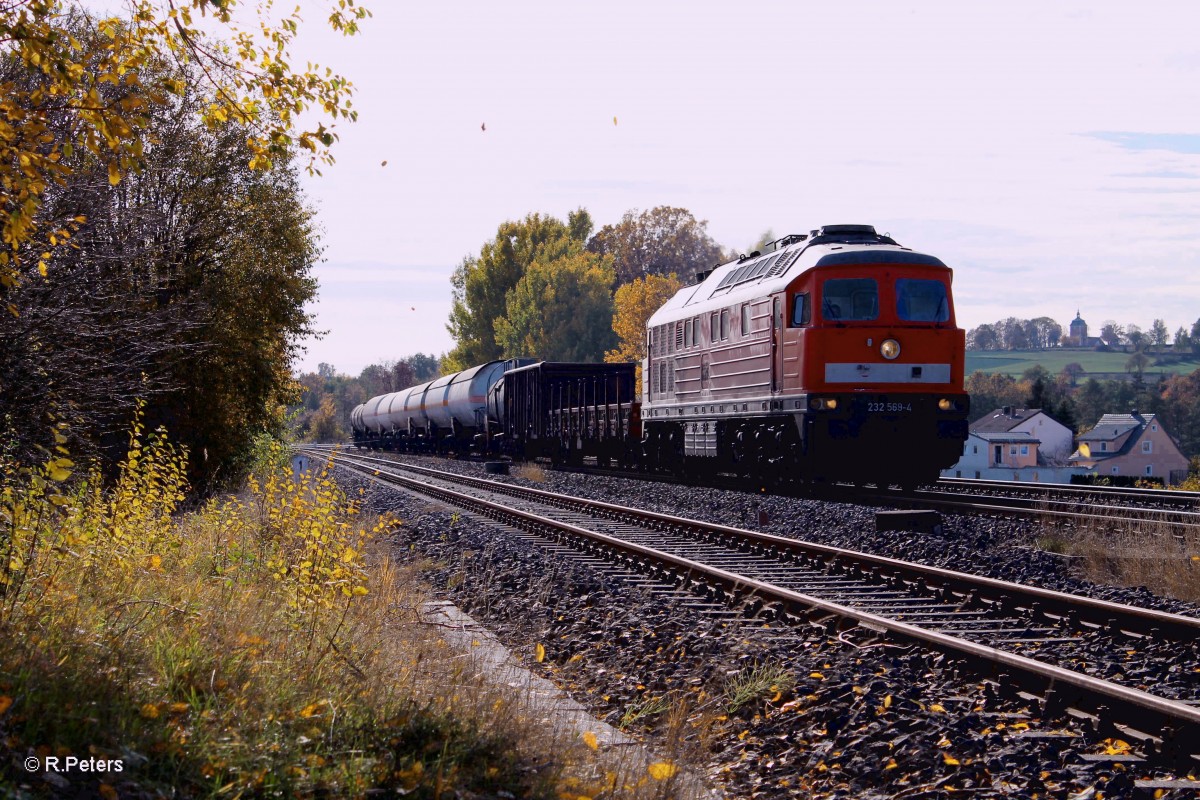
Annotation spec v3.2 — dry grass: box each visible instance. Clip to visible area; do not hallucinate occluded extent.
[0,422,696,798]
[513,462,548,483]
[1039,512,1200,604]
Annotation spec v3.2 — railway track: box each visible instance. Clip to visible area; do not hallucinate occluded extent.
[301,446,1200,780]
[319,441,1200,534]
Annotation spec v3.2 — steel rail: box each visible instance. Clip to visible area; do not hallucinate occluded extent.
[312,448,1200,643]
[317,450,1200,751]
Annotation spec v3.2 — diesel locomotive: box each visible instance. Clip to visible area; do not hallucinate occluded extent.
[350,224,969,488]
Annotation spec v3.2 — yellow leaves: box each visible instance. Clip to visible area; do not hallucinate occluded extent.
[148,554,162,571]
[1103,738,1132,755]
[647,761,677,781]
[582,731,599,750]
[942,752,961,766]
[884,757,898,770]
[535,643,546,663]
[140,703,160,719]
[808,672,825,680]
[107,161,121,186]
[46,458,74,482]
[0,695,12,716]
[883,694,892,709]
[299,700,328,718]
[929,703,946,713]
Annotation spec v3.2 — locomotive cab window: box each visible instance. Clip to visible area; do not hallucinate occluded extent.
[822,278,877,321]
[896,278,950,322]
[790,293,811,327]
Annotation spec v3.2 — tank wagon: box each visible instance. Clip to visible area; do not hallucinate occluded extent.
[350,358,534,452]
[641,224,969,487]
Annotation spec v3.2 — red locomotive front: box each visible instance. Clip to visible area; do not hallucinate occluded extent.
[642,224,969,487]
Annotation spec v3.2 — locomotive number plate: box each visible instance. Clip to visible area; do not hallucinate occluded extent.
[866,401,912,413]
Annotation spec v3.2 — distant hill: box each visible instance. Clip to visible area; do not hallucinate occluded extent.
[966,349,1200,381]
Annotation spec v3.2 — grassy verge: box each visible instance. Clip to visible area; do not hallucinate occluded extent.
[1038,507,1200,604]
[1,420,672,798]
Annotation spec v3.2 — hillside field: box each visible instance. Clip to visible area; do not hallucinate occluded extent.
[965,349,1200,379]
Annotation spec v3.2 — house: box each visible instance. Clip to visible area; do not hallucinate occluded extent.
[942,407,1087,482]
[1070,411,1190,485]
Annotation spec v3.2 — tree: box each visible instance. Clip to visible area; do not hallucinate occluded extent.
[1061,362,1085,387]
[587,206,725,286]
[1,47,320,491]
[446,210,590,370]
[1173,327,1190,353]
[964,371,1024,417]
[1151,318,1169,351]
[606,273,683,394]
[0,1,366,299]
[967,323,999,351]
[1125,324,1145,351]
[1126,350,1150,386]
[306,396,344,443]
[494,251,617,362]
[1192,318,1200,354]
[1100,321,1125,347]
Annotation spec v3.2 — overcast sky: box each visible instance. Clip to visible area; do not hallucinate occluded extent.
[280,1,1200,375]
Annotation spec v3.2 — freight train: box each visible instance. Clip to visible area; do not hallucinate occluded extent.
[350,224,970,488]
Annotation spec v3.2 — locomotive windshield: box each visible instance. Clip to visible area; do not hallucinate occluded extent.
[821,278,878,321]
[896,278,950,322]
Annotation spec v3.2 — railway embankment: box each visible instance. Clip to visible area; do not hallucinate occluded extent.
[1,442,647,798]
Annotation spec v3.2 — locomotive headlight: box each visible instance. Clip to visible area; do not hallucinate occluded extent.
[809,397,838,411]
[880,339,901,360]
[938,398,954,411]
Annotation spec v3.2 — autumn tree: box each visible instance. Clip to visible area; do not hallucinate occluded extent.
[0,1,366,301]
[494,251,616,362]
[446,210,592,370]
[605,273,683,394]
[587,206,725,286]
[0,46,321,491]
[964,371,1025,417]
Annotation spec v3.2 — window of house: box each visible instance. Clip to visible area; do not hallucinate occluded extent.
[790,293,811,326]
[1142,441,1152,453]
[1100,442,1107,452]
[1111,466,1119,474]
[822,278,878,321]
[1146,465,1153,476]
[974,471,981,478]
[720,308,730,340]
[741,304,751,336]
[1152,424,1158,431]
[895,278,950,322]
[972,445,978,454]
[1020,445,1028,455]
[684,318,693,348]
[1010,446,1017,455]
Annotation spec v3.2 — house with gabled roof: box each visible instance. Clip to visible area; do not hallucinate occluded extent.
[941,406,1087,482]
[1070,411,1189,485]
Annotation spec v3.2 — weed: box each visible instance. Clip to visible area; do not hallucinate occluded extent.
[723,662,795,713]
[514,462,547,483]
[619,694,671,730]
